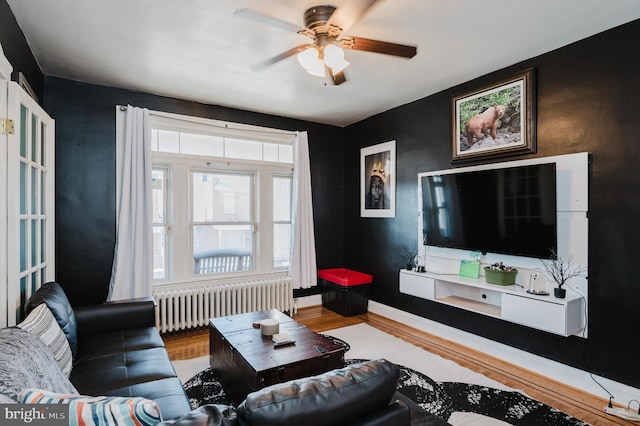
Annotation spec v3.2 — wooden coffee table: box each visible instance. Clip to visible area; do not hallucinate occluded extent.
[209,309,345,404]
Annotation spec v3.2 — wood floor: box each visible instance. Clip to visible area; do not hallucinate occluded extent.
[163,306,633,426]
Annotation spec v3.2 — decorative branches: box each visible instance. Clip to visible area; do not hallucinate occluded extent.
[541,249,587,288]
[401,244,418,262]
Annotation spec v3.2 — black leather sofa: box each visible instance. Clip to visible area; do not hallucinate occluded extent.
[158,360,449,426]
[15,282,444,425]
[24,282,192,420]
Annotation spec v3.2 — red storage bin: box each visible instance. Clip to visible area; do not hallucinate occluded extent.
[318,268,373,316]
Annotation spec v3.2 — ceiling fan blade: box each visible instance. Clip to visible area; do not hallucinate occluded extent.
[251,44,310,71]
[327,0,381,33]
[234,8,303,33]
[341,36,417,58]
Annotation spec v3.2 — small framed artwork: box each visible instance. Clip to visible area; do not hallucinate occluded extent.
[361,140,395,218]
[451,68,536,162]
[17,72,39,103]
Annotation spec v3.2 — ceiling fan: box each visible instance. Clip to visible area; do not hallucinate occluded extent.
[235,1,417,85]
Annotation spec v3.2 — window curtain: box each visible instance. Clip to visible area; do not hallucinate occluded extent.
[108,105,153,301]
[289,131,317,289]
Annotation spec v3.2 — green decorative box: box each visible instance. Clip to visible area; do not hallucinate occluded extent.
[459,260,480,279]
[484,267,517,285]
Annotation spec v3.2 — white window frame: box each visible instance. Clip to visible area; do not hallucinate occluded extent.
[152,166,171,281]
[272,174,293,269]
[190,167,256,272]
[149,111,294,288]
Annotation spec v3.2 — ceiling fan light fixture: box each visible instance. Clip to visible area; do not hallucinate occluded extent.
[297,46,325,77]
[324,44,350,73]
[238,3,417,85]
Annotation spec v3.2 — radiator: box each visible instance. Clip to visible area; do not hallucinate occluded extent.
[153,277,293,333]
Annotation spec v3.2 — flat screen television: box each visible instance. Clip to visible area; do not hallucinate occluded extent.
[421,162,556,258]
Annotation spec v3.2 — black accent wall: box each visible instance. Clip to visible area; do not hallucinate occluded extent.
[343,19,640,389]
[43,77,344,306]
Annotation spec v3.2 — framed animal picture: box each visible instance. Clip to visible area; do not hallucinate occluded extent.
[361,140,396,218]
[451,68,536,162]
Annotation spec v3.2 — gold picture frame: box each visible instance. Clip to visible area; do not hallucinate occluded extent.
[451,68,536,162]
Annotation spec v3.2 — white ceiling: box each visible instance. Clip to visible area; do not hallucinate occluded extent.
[7,0,640,127]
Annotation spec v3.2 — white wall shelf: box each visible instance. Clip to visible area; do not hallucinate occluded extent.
[399,269,584,337]
[412,152,589,337]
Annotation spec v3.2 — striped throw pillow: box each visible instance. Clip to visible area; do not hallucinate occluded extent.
[17,303,73,377]
[20,390,162,426]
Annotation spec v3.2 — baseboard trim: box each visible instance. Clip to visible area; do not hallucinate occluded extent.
[295,294,322,310]
[367,301,639,404]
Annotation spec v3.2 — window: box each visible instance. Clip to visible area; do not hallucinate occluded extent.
[152,168,169,280]
[150,111,294,285]
[192,171,253,273]
[273,176,292,269]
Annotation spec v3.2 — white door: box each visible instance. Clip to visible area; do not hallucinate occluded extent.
[0,80,55,327]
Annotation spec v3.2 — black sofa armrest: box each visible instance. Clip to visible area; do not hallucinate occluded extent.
[236,358,404,426]
[74,297,156,337]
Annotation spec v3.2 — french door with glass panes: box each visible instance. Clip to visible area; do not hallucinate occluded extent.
[0,80,55,327]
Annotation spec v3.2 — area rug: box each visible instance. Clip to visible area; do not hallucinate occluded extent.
[177,324,588,426]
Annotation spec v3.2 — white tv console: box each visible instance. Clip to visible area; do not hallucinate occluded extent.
[409,152,589,337]
[400,269,584,336]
